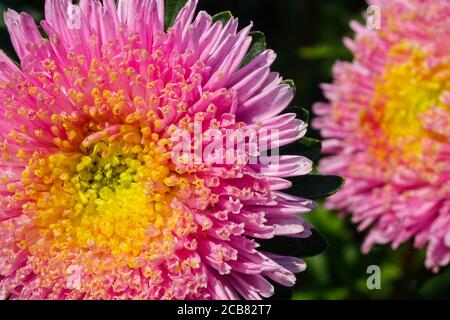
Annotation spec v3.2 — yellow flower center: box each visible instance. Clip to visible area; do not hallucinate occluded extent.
[20,124,178,260]
[360,41,450,164]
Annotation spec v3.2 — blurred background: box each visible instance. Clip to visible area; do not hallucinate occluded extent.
[0,0,448,299]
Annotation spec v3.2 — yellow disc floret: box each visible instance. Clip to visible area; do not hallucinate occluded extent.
[21,124,177,263]
[360,41,450,164]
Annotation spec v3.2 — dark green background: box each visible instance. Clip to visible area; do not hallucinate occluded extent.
[0,0,448,299]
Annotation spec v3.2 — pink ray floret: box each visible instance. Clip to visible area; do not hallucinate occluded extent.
[314,0,450,271]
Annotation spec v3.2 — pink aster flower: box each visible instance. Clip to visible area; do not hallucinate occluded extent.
[314,0,450,271]
[0,0,318,299]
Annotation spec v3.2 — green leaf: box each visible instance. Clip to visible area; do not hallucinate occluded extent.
[282,79,296,95]
[418,267,450,298]
[164,0,188,31]
[241,31,266,67]
[297,108,309,123]
[257,229,328,258]
[212,11,233,24]
[286,175,345,199]
[297,230,329,257]
[280,137,322,162]
[284,106,310,123]
[298,45,352,60]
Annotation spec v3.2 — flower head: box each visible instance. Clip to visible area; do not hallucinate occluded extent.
[314,0,450,271]
[0,0,316,299]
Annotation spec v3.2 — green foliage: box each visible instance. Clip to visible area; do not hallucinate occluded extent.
[286,175,345,199]
[280,137,322,162]
[284,105,310,123]
[293,205,448,300]
[258,230,328,259]
[241,31,266,67]
[212,11,233,23]
[298,45,352,60]
[164,0,188,30]
[282,79,297,95]
[296,137,322,162]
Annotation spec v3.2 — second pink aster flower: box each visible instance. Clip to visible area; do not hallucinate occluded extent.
[314,0,450,271]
